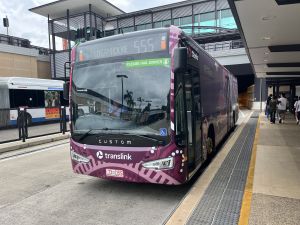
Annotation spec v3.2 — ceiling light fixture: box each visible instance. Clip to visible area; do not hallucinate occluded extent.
[264,52,269,55]
[264,59,268,62]
[262,37,271,40]
[262,16,276,21]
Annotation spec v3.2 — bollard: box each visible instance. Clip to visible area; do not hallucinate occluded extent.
[24,108,28,138]
[60,106,67,134]
[19,107,26,142]
[62,106,67,134]
[17,108,22,140]
[60,107,63,133]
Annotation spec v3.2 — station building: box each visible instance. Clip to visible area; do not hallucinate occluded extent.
[30,0,293,110]
[0,34,51,79]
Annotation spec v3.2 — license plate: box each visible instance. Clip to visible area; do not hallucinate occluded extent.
[106,169,124,178]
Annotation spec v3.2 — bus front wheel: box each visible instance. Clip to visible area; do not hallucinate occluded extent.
[204,127,215,161]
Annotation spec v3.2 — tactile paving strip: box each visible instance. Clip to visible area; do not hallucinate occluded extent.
[186,117,258,225]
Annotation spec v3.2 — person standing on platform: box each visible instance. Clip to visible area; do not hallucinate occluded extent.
[269,95,278,124]
[277,93,287,123]
[294,96,300,125]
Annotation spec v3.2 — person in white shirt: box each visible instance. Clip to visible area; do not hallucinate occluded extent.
[277,93,287,123]
[294,96,300,125]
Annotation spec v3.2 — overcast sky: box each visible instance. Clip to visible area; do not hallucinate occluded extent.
[0,0,183,48]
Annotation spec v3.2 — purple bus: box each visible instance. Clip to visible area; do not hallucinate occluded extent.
[64,26,238,185]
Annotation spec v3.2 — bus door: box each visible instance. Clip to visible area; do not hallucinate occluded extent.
[184,72,196,169]
[225,76,231,132]
[190,69,202,163]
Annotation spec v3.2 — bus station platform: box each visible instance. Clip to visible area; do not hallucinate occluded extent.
[166,112,300,225]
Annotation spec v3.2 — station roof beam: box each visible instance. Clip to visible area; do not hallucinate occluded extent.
[228,0,300,81]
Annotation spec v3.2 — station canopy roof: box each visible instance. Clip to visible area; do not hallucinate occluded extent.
[228,0,300,79]
[29,0,125,19]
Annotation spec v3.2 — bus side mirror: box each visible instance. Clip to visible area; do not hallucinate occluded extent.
[63,82,70,100]
[174,47,187,73]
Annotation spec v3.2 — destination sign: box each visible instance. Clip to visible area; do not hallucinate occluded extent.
[76,31,168,62]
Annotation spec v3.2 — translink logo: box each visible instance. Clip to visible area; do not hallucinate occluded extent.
[96,151,132,161]
[96,151,104,159]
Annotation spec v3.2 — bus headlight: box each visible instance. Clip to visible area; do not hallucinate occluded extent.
[70,150,90,163]
[142,157,174,170]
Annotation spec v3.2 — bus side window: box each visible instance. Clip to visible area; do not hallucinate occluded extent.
[36,90,45,108]
[9,89,16,108]
[60,92,69,106]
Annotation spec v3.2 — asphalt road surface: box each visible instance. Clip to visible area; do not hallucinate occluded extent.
[0,110,249,225]
[0,141,191,225]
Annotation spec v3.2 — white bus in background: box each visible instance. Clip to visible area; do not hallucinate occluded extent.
[0,77,69,128]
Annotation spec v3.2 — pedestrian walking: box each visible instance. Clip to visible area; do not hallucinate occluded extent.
[277,93,287,123]
[294,96,300,125]
[269,95,278,124]
[265,94,272,119]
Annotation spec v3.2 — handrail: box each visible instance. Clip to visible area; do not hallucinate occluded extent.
[200,39,244,52]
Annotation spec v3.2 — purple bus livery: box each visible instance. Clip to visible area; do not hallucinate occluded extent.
[64,26,238,185]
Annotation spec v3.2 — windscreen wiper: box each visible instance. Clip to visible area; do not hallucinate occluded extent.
[122,133,164,145]
[76,128,127,141]
[77,129,94,142]
[101,128,163,142]
[76,128,164,144]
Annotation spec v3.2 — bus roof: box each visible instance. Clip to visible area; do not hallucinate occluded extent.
[0,77,64,90]
[78,27,169,48]
[76,27,170,62]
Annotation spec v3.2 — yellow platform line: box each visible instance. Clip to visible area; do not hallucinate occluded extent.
[238,115,260,225]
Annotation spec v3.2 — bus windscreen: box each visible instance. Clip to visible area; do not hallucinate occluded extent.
[76,31,168,61]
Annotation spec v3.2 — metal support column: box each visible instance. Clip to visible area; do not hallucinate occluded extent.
[102,20,105,37]
[215,0,218,28]
[48,15,51,50]
[191,4,194,35]
[51,20,56,78]
[84,13,87,41]
[290,84,296,112]
[47,14,52,78]
[67,9,71,61]
[89,4,92,39]
[117,19,119,34]
[94,13,97,37]
[151,12,154,28]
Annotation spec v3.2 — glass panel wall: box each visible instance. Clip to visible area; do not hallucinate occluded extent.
[173,16,192,34]
[193,9,237,34]
[199,12,216,33]
[219,9,237,29]
[105,29,116,37]
[154,19,172,28]
[119,26,134,33]
[136,23,152,31]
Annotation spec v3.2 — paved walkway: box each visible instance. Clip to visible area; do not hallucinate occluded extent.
[249,113,300,225]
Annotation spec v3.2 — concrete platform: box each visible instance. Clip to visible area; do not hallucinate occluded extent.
[166,111,300,225]
[249,114,300,225]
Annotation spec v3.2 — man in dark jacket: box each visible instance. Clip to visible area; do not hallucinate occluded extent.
[266,94,273,118]
[269,96,277,124]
